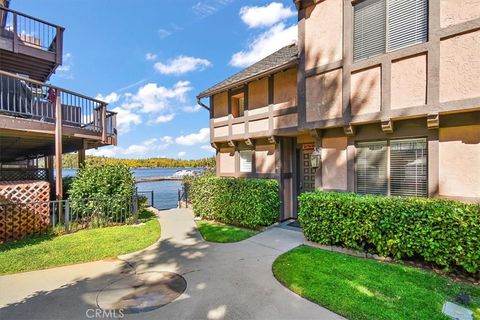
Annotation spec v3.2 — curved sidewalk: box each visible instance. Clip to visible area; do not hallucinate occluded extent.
[0,208,343,320]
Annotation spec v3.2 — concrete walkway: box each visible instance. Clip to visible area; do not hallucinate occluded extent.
[0,208,343,320]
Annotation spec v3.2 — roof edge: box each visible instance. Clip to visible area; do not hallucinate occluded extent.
[197,58,298,99]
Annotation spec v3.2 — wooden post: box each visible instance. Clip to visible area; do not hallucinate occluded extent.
[101,104,107,143]
[78,141,86,168]
[55,92,63,201]
[47,156,55,199]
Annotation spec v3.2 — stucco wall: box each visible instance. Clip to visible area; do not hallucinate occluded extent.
[439,125,480,199]
[391,54,427,109]
[255,144,276,174]
[249,118,269,133]
[219,148,236,174]
[213,92,228,118]
[232,123,245,135]
[214,126,228,138]
[274,68,297,107]
[305,0,343,69]
[440,0,480,28]
[351,66,381,115]
[440,29,480,102]
[306,68,343,122]
[274,114,298,129]
[248,78,269,110]
[321,136,348,191]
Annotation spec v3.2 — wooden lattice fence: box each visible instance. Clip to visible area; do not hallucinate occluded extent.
[0,181,50,242]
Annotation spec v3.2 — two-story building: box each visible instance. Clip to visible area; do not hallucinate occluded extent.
[0,0,117,200]
[198,0,480,220]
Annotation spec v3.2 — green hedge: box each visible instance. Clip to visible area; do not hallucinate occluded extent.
[190,175,280,229]
[298,191,480,274]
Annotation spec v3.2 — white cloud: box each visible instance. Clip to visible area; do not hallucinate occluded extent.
[177,151,187,158]
[240,2,295,28]
[158,29,172,39]
[112,106,142,134]
[201,144,215,153]
[96,92,120,104]
[154,56,211,75]
[56,53,74,79]
[182,104,203,113]
[175,128,210,146]
[87,136,174,158]
[123,81,192,114]
[153,113,175,124]
[145,52,158,61]
[192,0,234,18]
[230,23,297,68]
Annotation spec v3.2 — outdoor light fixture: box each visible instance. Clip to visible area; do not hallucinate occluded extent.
[310,150,321,169]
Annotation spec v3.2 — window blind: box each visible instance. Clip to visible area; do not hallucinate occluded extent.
[390,138,427,197]
[239,150,253,173]
[356,141,388,195]
[387,0,428,51]
[353,0,386,61]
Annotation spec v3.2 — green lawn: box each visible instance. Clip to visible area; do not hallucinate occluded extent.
[273,245,480,320]
[0,209,160,275]
[195,220,257,243]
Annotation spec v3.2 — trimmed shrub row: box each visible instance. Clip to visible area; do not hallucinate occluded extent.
[190,175,280,229]
[298,191,480,274]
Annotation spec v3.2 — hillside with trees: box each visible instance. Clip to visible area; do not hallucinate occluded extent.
[62,154,215,169]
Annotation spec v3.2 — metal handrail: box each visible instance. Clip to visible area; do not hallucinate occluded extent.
[0,70,117,134]
[0,6,64,30]
[0,70,107,105]
[0,6,64,53]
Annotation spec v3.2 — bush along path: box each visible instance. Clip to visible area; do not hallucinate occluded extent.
[190,175,280,229]
[298,191,480,275]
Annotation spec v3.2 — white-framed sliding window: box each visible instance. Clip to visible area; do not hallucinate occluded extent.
[353,0,428,62]
[356,138,428,197]
[239,150,253,173]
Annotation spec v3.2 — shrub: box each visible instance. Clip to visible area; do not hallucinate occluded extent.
[68,164,136,222]
[190,175,280,229]
[298,191,480,274]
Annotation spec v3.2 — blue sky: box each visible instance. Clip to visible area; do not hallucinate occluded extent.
[14,0,298,159]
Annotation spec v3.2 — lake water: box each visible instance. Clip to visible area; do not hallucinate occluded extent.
[62,168,193,210]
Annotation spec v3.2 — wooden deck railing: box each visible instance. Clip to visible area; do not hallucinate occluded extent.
[0,70,117,142]
[0,6,63,60]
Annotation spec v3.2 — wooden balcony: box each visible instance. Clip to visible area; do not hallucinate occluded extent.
[0,7,63,82]
[211,102,298,143]
[0,70,117,163]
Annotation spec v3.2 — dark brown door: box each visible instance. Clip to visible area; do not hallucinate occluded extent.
[299,149,315,193]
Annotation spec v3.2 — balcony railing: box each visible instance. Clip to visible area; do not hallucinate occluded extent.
[0,70,117,143]
[0,6,63,57]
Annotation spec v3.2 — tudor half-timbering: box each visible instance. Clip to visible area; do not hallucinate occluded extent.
[198,0,480,220]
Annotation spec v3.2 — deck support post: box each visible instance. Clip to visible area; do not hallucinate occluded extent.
[55,92,63,203]
[78,140,86,168]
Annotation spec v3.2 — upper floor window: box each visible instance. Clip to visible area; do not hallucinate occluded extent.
[231,92,245,118]
[353,0,428,62]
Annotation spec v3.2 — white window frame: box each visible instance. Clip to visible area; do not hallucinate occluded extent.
[239,150,254,173]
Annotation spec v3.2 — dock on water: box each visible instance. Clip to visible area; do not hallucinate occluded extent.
[136,176,184,183]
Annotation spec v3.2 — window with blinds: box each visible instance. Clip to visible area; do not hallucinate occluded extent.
[353,0,428,61]
[390,138,427,197]
[353,0,386,62]
[356,141,388,195]
[239,150,253,173]
[388,0,428,51]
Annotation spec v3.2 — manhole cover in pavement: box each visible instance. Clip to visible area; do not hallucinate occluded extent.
[97,271,187,314]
